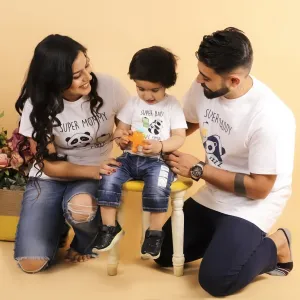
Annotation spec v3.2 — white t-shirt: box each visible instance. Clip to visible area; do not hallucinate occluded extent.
[183,76,296,232]
[19,73,129,179]
[117,95,187,155]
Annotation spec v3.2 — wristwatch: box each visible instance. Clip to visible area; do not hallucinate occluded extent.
[190,161,206,181]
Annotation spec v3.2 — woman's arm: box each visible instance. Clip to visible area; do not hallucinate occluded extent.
[28,138,119,180]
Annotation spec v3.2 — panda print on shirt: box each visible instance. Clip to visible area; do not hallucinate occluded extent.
[54,105,115,151]
[64,132,113,149]
[139,116,164,141]
[148,119,163,136]
[201,115,231,168]
[65,132,93,148]
[203,135,226,167]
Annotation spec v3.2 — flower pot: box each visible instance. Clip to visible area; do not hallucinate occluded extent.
[0,189,23,241]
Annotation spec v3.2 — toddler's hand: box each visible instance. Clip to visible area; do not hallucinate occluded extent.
[142,140,162,155]
[116,129,133,150]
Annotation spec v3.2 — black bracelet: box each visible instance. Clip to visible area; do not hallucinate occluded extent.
[234,173,247,196]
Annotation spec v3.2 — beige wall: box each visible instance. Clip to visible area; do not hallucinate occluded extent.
[0,0,299,239]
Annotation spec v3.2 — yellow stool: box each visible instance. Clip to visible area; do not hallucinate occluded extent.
[107,177,193,277]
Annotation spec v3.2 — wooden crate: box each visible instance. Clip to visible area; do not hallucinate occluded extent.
[0,189,23,241]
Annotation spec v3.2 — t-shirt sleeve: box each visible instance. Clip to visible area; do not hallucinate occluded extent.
[116,97,134,126]
[170,99,188,130]
[19,100,34,137]
[112,77,130,114]
[183,80,200,123]
[248,110,296,174]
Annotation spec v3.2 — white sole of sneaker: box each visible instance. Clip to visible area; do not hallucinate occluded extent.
[94,230,125,252]
[141,252,160,260]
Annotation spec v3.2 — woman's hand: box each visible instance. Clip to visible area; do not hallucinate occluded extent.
[94,158,121,179]
[115,129,133,150]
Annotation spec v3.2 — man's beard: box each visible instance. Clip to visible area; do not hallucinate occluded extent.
[201,83,229,99]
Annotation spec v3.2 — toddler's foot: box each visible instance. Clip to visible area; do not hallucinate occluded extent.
[141,229,165,259]
[93,221,124,252]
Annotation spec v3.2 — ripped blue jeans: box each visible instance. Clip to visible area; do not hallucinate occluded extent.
[98,152,175,212]
[14,178,100,271]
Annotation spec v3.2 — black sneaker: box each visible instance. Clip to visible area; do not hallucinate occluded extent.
[93,222,124,252]
[141,229,165,259]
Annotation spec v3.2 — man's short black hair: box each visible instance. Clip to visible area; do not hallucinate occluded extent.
[196,27,253,74]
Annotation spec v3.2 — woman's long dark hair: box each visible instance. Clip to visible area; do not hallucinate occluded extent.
[15,34,103,176]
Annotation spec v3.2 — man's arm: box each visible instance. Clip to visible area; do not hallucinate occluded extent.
[202,163,276,200]
[165,151,276,200]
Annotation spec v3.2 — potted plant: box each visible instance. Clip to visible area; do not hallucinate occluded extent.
[0,111,33,241]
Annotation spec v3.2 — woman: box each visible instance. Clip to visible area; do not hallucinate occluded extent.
[14,34,129,273]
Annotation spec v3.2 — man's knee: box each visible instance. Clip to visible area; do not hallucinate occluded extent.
[18,259,48,273]
[67,194,97,223]
[198,264,234,297]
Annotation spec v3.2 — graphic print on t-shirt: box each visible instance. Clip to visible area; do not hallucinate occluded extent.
[202,108,232,136]
[93,133,112,149]
[140,109,165,140]
[203,134,226,167]
[65,132,92,148]
[59,111,108,134]
[201,108,233,167]
[59,110,112,149]
[148,119,163,136]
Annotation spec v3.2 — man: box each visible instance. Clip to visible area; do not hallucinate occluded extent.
[155,27,295,297]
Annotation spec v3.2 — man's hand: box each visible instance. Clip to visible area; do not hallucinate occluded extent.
[164,150,200,178]
[143,140,162,155]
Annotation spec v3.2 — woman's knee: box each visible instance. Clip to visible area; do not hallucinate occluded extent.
[67,194,97,223]
[18,259,48,274]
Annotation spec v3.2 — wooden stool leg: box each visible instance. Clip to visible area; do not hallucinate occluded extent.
[171,191,185,277]
[107,192,126,276]
[107,242,119,276]
[141,211,150,259]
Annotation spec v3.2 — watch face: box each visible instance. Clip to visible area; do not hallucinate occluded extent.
[191,165,203,178]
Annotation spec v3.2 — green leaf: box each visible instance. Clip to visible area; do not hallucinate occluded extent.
[0,111,4,118]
